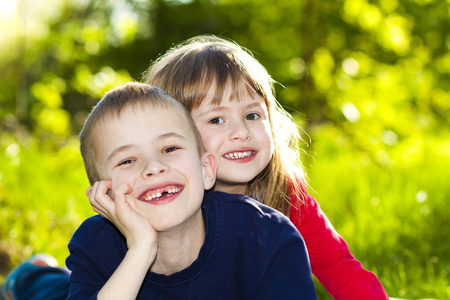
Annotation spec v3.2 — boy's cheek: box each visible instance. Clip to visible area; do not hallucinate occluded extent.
[108,176,119,200]
[109,175,135,200]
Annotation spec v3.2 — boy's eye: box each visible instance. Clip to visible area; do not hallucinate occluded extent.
[163,146,179,153]
[246,113,260,120]
[209,117,224,125]
[118,159,135,166]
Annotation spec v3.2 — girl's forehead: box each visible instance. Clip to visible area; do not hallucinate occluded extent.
[202,79,265,105]
[194,85,268,115]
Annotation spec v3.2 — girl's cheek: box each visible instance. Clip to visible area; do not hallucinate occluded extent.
[264,122,275,154]
[197,128,216,151]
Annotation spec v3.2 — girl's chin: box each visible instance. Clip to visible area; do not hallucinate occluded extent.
[213,181,248,194]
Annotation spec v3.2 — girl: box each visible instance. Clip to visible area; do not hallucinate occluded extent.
[144,35,388,300]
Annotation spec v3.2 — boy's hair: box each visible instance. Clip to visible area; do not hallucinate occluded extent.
[143,35,307,215]
[80,82,205,185]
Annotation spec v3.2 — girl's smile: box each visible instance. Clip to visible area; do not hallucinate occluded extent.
[223,148,257,162]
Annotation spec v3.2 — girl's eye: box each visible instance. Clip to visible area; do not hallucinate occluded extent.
[163,146,179,153]
[118,159,135,166]
[209,117,224,125]
[246,113,261,120]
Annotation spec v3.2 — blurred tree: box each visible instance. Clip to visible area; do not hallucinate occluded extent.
[0,1,449,298]
[0,0,448,156]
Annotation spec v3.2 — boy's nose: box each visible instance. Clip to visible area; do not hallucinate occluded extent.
[142,159,168,177]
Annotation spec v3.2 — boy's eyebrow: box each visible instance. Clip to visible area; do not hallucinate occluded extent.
[106,144,135,162]
[157,132,187,141]
[106,132,187,162]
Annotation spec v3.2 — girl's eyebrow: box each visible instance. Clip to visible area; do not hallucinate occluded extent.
[197,101,264,117]
[106,132,187,162]
[245,102,265,110]
[195,106,226,118]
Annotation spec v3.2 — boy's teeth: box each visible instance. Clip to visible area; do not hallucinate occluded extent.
[143,186,180,201]
[224,151,252,159]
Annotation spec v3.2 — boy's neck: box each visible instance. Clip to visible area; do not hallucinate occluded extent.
[150,209,206,276]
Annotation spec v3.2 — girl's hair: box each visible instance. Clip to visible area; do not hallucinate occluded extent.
[143,35,307,215]
[80,82,205,185]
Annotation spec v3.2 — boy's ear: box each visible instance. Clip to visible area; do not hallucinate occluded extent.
[86,186,93,198]
[202,152,217,190]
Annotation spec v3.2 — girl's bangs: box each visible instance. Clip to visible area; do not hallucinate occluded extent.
[186,63,254,110]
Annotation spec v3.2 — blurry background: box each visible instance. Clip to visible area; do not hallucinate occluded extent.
[0,0,448,298]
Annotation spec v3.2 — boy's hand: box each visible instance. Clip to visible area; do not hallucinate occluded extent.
[87,181,158,300]
[87,181,158,255]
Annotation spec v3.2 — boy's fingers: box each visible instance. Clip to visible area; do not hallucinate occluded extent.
[114,183,133,197]
[89,182,107,215]
[113,183,133,207]
[89,181,115,215]
[88,182,100,206]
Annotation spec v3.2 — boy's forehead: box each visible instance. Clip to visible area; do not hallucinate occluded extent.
[120,103,192,131]
[101,103,196,143]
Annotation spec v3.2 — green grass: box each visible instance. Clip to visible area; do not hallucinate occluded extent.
[305,137,450,299]
[0,136,93,271]
[0,134,448,299]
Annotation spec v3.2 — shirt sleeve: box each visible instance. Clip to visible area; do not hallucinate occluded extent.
[290,192,388,300]
[254,221,318,300]
[65,239,104,300]
[65,217,120,300]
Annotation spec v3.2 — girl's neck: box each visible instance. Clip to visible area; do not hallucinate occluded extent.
[150,210,205,275]
[213,181,246,195]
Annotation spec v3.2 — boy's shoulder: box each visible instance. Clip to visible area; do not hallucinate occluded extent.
[204,191,290,227]
[70,214,123,246]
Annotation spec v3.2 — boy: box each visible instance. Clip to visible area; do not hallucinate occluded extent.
[66,82,317,299]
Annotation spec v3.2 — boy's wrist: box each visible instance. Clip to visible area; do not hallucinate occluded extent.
[127,240,158,266]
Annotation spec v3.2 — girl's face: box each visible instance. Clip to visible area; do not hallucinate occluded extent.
[191,82,274,194]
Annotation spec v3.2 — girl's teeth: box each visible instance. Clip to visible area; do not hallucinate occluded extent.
[225,151,252,159]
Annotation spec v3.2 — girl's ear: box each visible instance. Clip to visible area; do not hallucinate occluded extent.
[202,152,217,190]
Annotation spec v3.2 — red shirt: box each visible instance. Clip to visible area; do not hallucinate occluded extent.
[290,192,388,299]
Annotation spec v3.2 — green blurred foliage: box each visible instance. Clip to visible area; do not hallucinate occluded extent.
[0,0,448,156]
[0,0,449,298]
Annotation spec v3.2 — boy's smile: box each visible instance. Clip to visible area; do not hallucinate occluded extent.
[92,104,215,232]
[138,183,183,204]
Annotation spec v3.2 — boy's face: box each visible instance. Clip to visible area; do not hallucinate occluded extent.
[93,103,215,232]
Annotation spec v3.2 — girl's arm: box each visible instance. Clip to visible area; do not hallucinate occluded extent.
[88,181,158,300]
[290,192,388,300]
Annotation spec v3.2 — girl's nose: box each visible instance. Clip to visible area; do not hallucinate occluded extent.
[230,119,252,141]
[142,159,168,178]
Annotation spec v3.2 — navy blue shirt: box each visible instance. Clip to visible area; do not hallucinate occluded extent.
[66,191,317,299]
